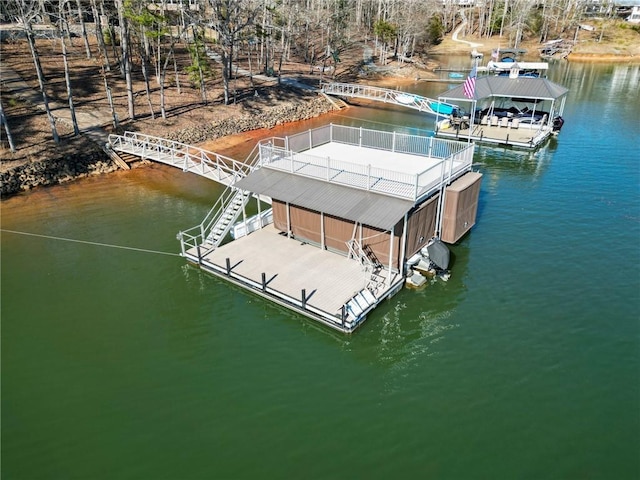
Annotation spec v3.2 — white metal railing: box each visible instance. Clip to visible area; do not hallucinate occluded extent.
[322,83,458,117]
[258,124,474,201]
[108,131,263,186]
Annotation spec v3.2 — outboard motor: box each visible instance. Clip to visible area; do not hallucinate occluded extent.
[552,115,564,133]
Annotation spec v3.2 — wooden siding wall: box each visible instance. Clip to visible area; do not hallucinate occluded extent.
[405,195,439,258]
[361,224,402,270]
[272,200,288,233]
[271,199,402,269]
[290,205,322,244]
[323,214,354,253]
[441,172,483,244]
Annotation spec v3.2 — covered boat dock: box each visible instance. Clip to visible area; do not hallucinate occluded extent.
[179,124,482,333]
[435,76,569,149]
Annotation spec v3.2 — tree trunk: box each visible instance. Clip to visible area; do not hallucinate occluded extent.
[102,66,119,129]
[91,0,110,70]
[76,0,92,58]
[116,0,135,119]
[26,27,59,144]
[59,25,80,135]
[0,99,16,153]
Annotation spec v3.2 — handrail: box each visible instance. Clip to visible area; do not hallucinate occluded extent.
[322,82,458,117]
[258,139,474,201]
[108,131,258,184]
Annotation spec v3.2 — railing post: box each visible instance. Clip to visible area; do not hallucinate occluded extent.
[392,131,396,152]
[308,129,312,150]
[326,157,330,181]
[367,164,371,191]
[178,232,185,257]
[359,127,363,147]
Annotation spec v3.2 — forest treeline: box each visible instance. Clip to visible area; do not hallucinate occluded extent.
[0,0,629,150]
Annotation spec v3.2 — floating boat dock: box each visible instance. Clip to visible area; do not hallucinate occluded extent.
[177,124,482,333]
[435,75,569,149]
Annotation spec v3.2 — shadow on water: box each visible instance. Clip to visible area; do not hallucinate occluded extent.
[473,136,557,179]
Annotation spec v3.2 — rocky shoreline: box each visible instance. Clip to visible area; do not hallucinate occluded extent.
[163,92,338,145]
[1,91,338,198]
[0,149,118,197]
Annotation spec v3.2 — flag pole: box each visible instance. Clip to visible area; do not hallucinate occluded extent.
[467,56,479,144]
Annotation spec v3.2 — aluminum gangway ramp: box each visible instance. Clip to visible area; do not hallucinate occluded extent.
[321,82,458,117]
[108,131,258,186]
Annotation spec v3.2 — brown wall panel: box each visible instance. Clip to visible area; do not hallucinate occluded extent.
[290,205,322,244]
[324,214,355,253]
[361,224,402,270]
[272,199,288,233]
[405,195,439,258]
[441,172,483,244]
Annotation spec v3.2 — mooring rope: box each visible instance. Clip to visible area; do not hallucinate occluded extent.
[0,229,181,257]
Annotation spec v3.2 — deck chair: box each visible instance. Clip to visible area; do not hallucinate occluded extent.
[510,118,520,129]
[481,115,489,125]
[490,116,499,127]
[500,117,509,128]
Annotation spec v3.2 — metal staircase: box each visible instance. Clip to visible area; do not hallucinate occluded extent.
[205,188,250,246]
[344,238,386,324]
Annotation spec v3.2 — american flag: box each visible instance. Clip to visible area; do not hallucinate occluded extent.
[463,62,477,99]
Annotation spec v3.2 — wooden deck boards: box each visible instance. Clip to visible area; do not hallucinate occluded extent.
[195,225,376,315]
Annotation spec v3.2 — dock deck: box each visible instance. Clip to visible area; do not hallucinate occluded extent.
[187,225,401,331]
[436,122,552,149]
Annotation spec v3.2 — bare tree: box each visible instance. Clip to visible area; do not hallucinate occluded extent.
[115,0,135,119]
[57,0,81,135]
[207,0,259,105]
[0,99,17,153]
[8,0,60,143]
[75,0,92,58]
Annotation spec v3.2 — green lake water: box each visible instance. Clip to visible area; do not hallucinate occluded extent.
[2,61,639,479]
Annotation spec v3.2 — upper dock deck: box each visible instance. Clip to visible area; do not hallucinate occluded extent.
[257,124,474,202]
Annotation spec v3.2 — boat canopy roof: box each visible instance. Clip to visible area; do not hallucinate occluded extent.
[438,76,569,103]
[234,167,414,231]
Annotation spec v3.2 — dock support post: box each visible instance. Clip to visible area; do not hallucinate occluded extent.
[262,273,266,291]
[506,134,510,145]
[341,305,346,325]
[196,244,202,265]
[301,289,306,309]
[179,233,185,257]
[226,258,231,275]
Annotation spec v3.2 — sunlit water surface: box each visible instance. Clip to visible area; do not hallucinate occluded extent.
[2,61,639,479]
